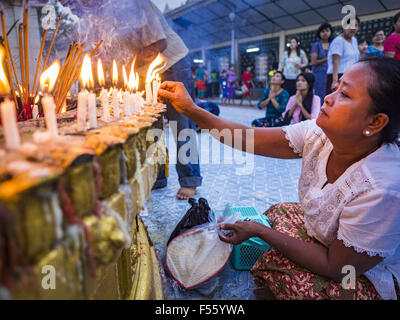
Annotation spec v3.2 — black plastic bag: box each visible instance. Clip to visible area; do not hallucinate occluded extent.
[167,198,212,245]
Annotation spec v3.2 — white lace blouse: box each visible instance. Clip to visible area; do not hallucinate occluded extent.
[282,120,400,300]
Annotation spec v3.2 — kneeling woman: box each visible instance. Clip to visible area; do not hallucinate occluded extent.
[282,72,321,124]
[158,57,400,300]
[252,71,290,128]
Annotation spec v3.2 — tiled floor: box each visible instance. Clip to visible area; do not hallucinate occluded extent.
[142,102,302,300]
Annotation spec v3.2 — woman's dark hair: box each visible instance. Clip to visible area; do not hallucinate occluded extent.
[296,72,315,121]
[274,70,286,82]
[358,37,368,45]
[388,11,400,34]
[286,37,301,57]
[359,56,400,144]
[316,22,333,42]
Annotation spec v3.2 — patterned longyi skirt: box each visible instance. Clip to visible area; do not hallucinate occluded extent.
[250,202,387,300]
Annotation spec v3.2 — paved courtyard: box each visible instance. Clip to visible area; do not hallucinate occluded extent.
[142,102,302,300]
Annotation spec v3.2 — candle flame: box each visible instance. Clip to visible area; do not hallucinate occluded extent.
[128,56,137,92]
[112,60,118,87]
[122,65,128,89]
[145,53,166,84]
[40,60,60,93]
[34,95,39,104]
[97,58,105,87]
[0,45,11,95]
[80,54,94,89]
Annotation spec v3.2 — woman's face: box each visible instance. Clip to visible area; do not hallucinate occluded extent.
[319,28,331,41]
[373,30,385,45]
[230,66,234,72]
[271,73,284,86]
[289,39,298,49]
[317,63,374,140]
[296,76,309,91]
[343,21,359,38]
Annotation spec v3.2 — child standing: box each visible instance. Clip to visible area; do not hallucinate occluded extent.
[219,70,229,105]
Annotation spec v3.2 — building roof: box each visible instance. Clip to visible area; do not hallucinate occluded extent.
[166,0,400,49]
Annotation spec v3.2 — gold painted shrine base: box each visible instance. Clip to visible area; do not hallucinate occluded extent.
[0,104,167,300]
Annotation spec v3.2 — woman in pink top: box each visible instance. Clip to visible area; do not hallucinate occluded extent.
[282,72,321,124]
[383,11,400,61]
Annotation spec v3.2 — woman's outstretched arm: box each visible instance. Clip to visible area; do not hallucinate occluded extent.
[158,81,300,159]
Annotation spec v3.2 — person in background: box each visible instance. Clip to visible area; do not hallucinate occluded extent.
[219,70,229,105]
[279,37,309,96]
[252,71,289,128]
[366,29,385,57]
[195,63,208,99]
[226,64,238,105]
[358,38,369,59]
[383,11,400,61]
[240,66,256,107]
[282,72,320,124]
[326,16,360,94]
[311,22,333,104]
[210,70,219,97]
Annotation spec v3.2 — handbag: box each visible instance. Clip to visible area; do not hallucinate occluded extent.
[241,84,249,93]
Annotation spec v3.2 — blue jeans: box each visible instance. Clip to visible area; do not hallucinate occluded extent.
[153,57,202,189]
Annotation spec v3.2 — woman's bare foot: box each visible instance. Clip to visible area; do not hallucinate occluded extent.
[253,287,276,300]
[176,187,196,200]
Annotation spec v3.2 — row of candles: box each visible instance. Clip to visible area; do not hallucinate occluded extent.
[0,46,166,151]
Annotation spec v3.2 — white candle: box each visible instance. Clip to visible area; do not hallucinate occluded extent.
[0,97,21,150]
[145,82,152,104]
[152,80,160,105]
[88,91,97,128]
[100,88,110,122]
[77,90,88,131]
[42,93,58,138]
[137,93,145,111]
[129,92,136,114]
[123,90,131,116]
[112,87,119,119]
[32,104,39,119]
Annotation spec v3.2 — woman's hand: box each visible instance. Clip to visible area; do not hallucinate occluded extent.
[295,90,303,106]
[218,220,266,245]
[158,81,196,115]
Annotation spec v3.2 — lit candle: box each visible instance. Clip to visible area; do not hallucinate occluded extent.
[112,59,120,119]
[0,99,21,150]
[145,53,166,106]
[77,55,90,131]
[39,61,60,139]
[152,73,161,105]
[83,55,97,129]
[128,58,138,114]
[97,59,110,122]
[32,94,39,119]
[122,65,131,116]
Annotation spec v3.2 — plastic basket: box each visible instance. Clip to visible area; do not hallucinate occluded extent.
[217,206,272,271]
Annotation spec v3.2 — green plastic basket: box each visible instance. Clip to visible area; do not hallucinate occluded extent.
[218,206,272,271]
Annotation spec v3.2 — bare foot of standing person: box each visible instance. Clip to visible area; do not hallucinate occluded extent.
[176,186,196,200]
